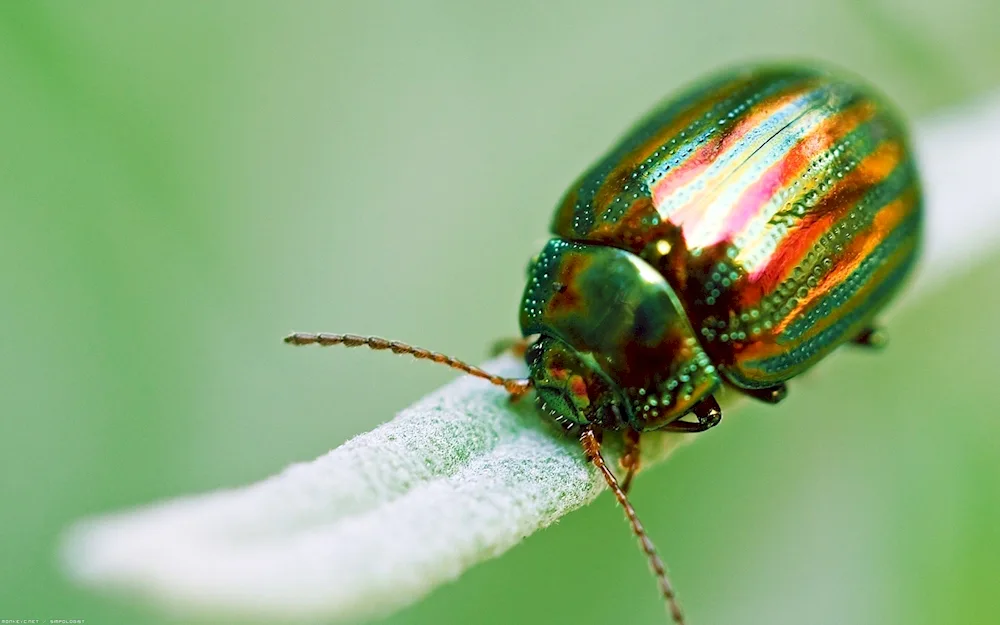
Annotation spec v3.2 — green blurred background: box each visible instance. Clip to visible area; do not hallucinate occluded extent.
[2,1,999,623]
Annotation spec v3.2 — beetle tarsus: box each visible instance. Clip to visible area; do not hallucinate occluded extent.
[852,325,888,349]
[662,395,723,432]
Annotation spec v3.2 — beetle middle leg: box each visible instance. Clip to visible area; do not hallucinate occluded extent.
[620,428,642,494]
[743,383,788,404]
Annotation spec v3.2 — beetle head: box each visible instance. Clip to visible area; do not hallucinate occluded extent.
[526,335,628,429]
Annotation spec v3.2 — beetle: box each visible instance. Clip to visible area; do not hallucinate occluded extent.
[285,63,921,624]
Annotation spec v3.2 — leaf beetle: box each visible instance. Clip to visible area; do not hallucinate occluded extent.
[286,63,922,624]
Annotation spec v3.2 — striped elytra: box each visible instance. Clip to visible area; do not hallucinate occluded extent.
[286,63,922,624]
[522,64,921,433]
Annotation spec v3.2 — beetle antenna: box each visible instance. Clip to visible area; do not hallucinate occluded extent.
[284,332,532,397]
[580,428,685,624]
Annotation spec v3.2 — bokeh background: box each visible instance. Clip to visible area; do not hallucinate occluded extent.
[2,2,999,624]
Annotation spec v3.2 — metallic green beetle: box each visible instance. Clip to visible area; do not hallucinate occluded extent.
[522,64,920,437]
[286,63,922,625]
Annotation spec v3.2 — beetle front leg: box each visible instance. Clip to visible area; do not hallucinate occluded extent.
[662,395,723,432]
[620,428,642,494]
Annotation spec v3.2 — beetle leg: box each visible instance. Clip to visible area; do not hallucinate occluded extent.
[852,325,889,349]
[619,428,642,494]
[488,337,530,358]
[743,383,788,404]
[662,395,723,432]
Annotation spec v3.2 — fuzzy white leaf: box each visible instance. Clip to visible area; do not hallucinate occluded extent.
[61,92,1000,622]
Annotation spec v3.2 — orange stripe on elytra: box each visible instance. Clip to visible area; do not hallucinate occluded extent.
[774,229,917,352]
[771,174,913,333]
[811,187,916,297]
[801,140,907,293]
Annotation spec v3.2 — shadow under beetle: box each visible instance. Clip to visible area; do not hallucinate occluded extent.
[286,63,921,624]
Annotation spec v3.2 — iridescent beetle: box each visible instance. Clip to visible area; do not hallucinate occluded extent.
[286,64,921,624]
